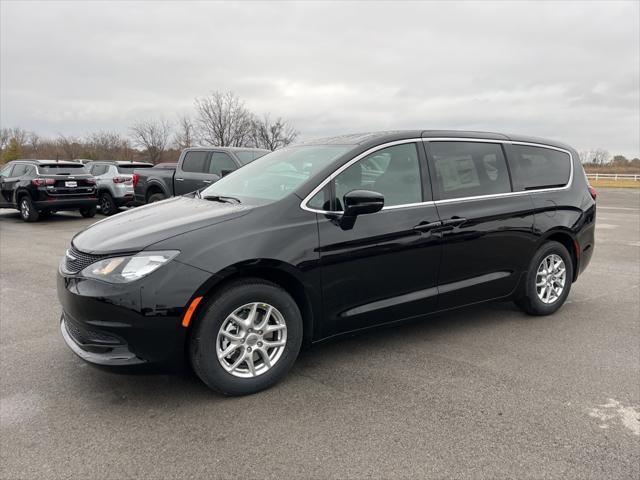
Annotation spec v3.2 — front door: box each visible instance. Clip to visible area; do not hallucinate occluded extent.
[0,163,19,207]
[313,142,442,337]
[175,151,218,195]
[424,140,536,309]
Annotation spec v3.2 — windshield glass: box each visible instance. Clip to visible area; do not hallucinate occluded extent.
[200,145,351,202]
[235,150,269,165]
[38,164,88,174]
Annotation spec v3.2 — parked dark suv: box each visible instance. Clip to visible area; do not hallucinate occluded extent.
[1,160,97,221]
[57,131,596,395]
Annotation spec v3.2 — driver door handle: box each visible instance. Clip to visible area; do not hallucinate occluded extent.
[413,221,442,233]
[175,177,184,181]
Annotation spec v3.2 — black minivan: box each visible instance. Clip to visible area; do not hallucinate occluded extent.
[57,131,596,395]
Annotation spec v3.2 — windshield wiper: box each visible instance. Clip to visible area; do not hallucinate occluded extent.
[201,195,241,204]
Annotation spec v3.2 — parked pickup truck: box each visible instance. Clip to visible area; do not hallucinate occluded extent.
[134,147,269,204]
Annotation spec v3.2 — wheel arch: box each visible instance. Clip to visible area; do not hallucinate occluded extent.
[185,259,316,348]
[145,181,168,201]
[538,228,579,282]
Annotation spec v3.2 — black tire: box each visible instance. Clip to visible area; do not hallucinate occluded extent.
[515,240,573,315]
[79,206,97,218]
[99,192,118,216]
[39,210,52,219]
[18,196,39,222]
[147,192,166,203]
[189,279,303,396]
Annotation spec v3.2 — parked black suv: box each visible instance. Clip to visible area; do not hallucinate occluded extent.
[57,131,596,395]
[1,160,97,221]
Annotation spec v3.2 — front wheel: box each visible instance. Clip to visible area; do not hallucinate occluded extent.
[189,279,303,396]
[79,206,97,218]
[19,196,39,222]
[515,240,573,315]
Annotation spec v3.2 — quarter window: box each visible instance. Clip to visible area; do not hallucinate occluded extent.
[429,142,511,200]
[333,143,422,209]
[181,151,208,173]
[510,145,571,190]
[209,152,237,177]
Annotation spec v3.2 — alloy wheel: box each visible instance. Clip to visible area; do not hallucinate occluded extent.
[535,254,566,304]
[20,199,29,219]
[216,302,287,378]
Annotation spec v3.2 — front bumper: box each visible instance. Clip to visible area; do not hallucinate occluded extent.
[57,258,210,369]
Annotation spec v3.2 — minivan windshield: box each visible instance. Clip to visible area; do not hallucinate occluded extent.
[200,145,351,202]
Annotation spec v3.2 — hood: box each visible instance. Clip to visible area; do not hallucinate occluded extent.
[72,196,252,254]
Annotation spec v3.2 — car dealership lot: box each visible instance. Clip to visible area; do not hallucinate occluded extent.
[1,189,639,479]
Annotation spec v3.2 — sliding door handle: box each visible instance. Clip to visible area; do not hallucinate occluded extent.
[413,221,442,233]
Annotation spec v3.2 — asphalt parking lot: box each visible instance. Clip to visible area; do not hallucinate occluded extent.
[1,189,639,479]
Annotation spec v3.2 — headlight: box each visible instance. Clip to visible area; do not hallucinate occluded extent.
[81,251,179,283]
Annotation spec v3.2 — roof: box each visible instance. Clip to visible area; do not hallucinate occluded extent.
[296,130,574,151]
[183,146,270,153]
[14,159,85,165]
[86,160,153,166]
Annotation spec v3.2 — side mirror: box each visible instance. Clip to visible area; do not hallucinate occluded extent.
[221,169,234,177]
[340,190,384,230]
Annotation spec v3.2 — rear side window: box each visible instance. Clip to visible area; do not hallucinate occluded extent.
[209,152,237,176]
[510,145,571,190]
[90,164,108,176]
[181,151,208,173]
[429,142,511,200]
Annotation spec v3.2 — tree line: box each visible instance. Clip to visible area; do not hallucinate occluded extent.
[0,91,298,164]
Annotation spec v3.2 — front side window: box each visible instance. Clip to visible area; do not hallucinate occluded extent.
[331,143,422,209]
[510,145,571,190]
[0,164,13,177]
[201,145,351,202]
[429,142,511,200]
[209,152,237,176]
[181,151,208,173]
[11,164,28,177]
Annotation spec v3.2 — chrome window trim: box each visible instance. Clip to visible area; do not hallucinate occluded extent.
[299,137,574,214]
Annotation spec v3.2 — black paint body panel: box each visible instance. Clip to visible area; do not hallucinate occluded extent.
[57,131,596,368]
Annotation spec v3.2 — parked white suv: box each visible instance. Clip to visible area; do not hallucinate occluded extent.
[86,161,153,215]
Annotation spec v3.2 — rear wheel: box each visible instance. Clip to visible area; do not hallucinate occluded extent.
[147,192,166,203]
[19,196,39,222]
[515,241,573,315]
[99,192,118,216]
[189,279,303,396]
[79,206,97,218]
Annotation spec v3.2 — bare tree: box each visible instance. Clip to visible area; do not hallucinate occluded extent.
[174,115,195,150]
[10,127,29,147]
[579,149,611,165]
[56,134,83,160]
[87,130,127,159]
[28,132,41,157]
[252,115,298,151]
[0,128,10,153]
[130,119,172,164]
[195,91,254,147]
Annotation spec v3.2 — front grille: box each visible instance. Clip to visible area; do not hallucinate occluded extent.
[64,246,109,274]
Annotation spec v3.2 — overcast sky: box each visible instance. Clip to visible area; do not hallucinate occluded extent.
[1,1,639,156]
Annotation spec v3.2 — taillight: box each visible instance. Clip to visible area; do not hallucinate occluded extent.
[588,185,597,200]
[112,176,129,184]
[132,174,139,187]
[31,178,55,186]
[86,178,96,185]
